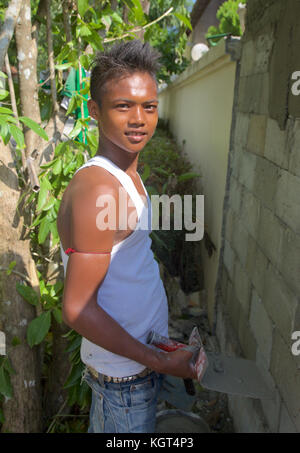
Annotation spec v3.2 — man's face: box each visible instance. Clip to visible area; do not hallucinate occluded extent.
[88,71,158,155]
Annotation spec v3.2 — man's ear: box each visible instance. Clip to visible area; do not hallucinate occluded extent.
[87,99,100,121]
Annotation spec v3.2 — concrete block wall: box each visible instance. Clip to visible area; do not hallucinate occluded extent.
[216,0,300,432]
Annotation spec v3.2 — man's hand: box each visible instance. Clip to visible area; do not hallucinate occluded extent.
[155,348,198,380]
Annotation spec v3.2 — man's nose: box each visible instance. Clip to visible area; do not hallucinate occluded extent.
[128,105,145,126]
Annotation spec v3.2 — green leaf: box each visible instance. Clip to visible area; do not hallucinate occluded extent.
[27,311,51,348]
[77,0,89,17]
[65,335,82,353]
[101,15,111,29]
[19,117,48,141]
[177,172,200,182]
[0,89,9,100]
[9,124,25,148]
[0,367,13,398]
[69,120,82,139]
[6,260,16,276]
[0,107,13,114]
[11,336,21,347]
[52,159,62,175]
[130,0,145,23]
[2,357,16,375]
[86,29,103,50]
[16,283,39,307]
[79,54,90,71]
[64,362,84,388]
[0,71,7,78]
[37,181,49,211]
[141,163,150,183]
[53,308,62,324]
[174,12,193,31]
[54,62,73,70]
[77,24,92,38]
[111,11,123,24]
[42,196,56,211]
[38,215,51,244]
[153,167,169,176]
[66,95,78,116]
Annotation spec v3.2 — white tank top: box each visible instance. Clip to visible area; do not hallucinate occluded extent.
[60,155,168,377]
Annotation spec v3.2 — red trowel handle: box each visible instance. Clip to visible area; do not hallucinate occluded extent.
[146,331,196,396]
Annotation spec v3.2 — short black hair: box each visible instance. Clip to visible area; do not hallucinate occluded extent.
[90,39,161,107]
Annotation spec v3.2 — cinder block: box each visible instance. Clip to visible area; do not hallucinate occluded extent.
[240,39,256,77]
[257,206,284,268]
[270,329,300,425]
[233,260,251,316]
[228,395,268,432]
[279,402,299,433]
[247,114,267,156]
[249,288,274,367]
[220,266,229,301]
[246,73,266,114]
[229,149,241,180]
[228,286,241,334]
[252,155,281,210]
[258,72,269,116]
[245,237,269,299]
[238,149,257,192]
[228,176,243,214]
[238,306,257,361]
[256,348,281,432]
[237,76,248,112]
[240,189,261,238]
[264,118,288,169]
[234,112,250,150]
[278,227,300,296]
[263,263,299,345]
[215,298,242,357]
[288,119,300,178]
[254,32,274,74]
[223,239,236,281]
[231,215,248,267]
[274,169,300,234]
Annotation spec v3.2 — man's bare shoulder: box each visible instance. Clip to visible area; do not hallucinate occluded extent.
[59,165,120,253]
[71,165,120,199]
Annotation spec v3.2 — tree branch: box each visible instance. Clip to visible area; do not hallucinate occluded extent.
[104,7,174,44]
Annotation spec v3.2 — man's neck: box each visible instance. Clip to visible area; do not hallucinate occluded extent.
[96,138,139,175]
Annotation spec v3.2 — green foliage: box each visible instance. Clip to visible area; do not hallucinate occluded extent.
[206,0,246,45]
[0,357,16,400]
[138,125,202,292]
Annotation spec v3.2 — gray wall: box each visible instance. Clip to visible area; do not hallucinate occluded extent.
[216,0,300,432]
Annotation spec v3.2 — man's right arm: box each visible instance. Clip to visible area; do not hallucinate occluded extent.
[62,181,196,380]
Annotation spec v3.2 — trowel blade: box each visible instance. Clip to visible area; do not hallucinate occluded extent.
[200,352,274,400]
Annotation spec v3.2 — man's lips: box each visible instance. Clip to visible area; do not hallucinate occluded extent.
[125,131,147,142]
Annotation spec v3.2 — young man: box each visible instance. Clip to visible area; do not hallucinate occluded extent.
[57,40,196,433]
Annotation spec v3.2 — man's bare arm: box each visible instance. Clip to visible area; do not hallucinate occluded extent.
[62,179,196,379]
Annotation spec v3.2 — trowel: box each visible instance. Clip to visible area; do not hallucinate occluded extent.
[147,327,274,400]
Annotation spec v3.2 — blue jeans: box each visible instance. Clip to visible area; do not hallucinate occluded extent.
[82,368,165,433]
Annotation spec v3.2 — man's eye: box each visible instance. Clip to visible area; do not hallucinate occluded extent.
[116,104,129,109]
[145,105,157,111]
